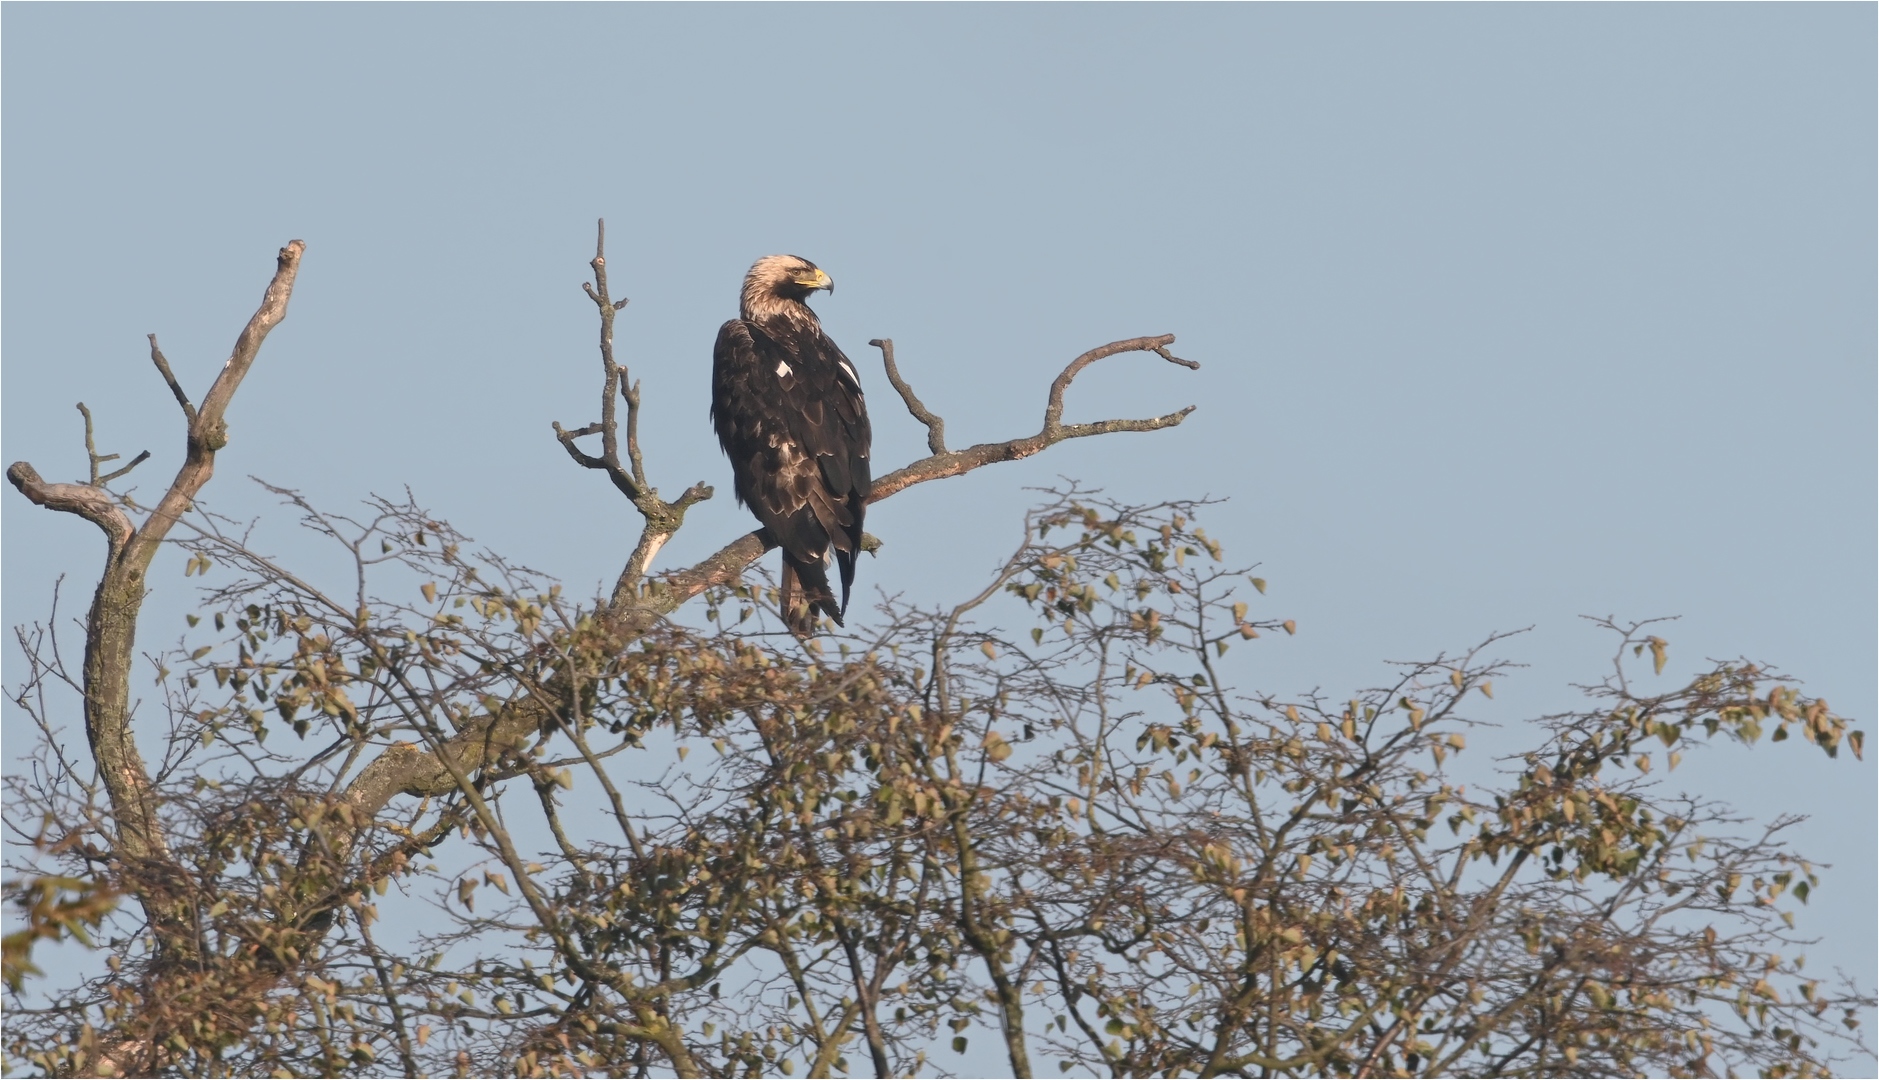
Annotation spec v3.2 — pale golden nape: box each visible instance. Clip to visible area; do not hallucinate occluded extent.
[739,254,829,324]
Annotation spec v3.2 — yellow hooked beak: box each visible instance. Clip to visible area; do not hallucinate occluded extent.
[794,267,834,294]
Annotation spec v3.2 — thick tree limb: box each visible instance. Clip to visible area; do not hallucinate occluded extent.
[7,462,135,554]
[7,240,305,897]
[129,240,304,569]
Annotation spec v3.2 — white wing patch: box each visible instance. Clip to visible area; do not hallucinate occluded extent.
[837,359,859,386]
[776,360,793,378]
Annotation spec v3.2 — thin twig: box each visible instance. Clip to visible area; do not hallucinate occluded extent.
[870,338,947,455]
[99,453,151,486]
[77,403,153,487]
[551,422,617,478]
[148,334,198,425]
[1043,334,1194,436]
[562,218,648,502]
[79,403,111,485]
[623,377,647,489]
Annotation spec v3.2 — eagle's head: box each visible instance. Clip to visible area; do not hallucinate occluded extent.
[741,254,833,322]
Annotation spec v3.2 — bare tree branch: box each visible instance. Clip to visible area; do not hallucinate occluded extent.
[872,334,1195,504]
[74,402,151,487]
[870,337,947,454]
[5,462,135,553]
[6,239,305,910]
[868,406,1194,503]
[563,220,646,502]
[127,240,305,568]
[556,220,718,610]
[147,333,198,425]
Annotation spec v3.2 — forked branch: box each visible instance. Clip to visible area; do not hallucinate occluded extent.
[6,239,305,879]
[555,220,715,607]
[867,333,1197,504]
[128,240,306,571]
[77,402,150,488]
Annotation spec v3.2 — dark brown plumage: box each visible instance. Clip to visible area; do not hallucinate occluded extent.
[711,255,872,635]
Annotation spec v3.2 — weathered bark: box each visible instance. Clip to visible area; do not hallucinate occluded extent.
[8,240,304,895]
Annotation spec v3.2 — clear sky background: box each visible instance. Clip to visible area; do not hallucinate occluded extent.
[5,3,1873,1069]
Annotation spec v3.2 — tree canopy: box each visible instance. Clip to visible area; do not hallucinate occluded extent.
[5,230,1870,1078]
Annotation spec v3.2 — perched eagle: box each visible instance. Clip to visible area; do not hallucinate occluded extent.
[711,255,872,635]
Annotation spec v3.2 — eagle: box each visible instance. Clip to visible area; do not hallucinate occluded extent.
[711,255,872,636]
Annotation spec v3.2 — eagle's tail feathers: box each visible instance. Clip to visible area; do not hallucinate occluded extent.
[834,547,858,621]
[780,554,841,637]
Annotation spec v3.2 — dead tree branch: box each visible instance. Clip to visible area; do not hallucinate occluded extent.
[870,334,1196,502]
[554,219,714,610]
[131,240,305,565]
[5,462,135,554]
[6,239,304,894]
[148,333,198,425]
[77,402,151,487]
[870,337,946,454]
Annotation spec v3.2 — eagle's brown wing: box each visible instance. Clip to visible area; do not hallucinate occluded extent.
[711,318,871,632]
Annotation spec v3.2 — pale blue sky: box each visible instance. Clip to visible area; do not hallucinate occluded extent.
[5,2,1873,1063]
